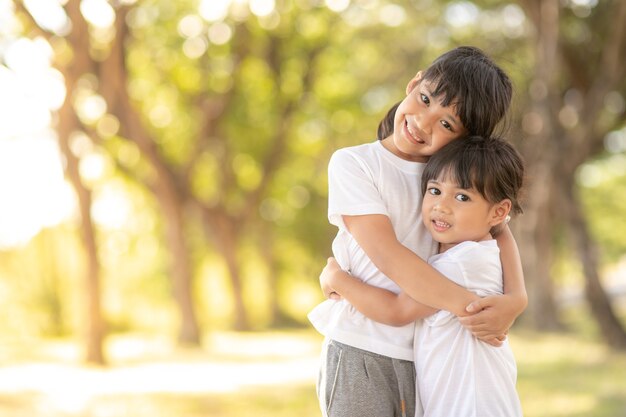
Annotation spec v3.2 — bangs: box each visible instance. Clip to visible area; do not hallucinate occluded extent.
[421,136,525,216]
[421,138,492,202]
[424,158,486,196]
[420,47,512,137]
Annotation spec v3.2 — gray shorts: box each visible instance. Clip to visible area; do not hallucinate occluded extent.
[317,339,416,417]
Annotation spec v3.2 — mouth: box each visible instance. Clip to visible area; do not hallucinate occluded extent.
[405,120,426,144]
[431,219,451,232]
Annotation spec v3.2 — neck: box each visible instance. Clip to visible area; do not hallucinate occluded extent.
[437,232,494,254]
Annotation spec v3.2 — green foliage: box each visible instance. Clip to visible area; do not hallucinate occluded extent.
[3,0,626,337]
[578,153,626,263]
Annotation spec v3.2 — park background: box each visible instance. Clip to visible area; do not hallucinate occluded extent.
[0,0,625,416]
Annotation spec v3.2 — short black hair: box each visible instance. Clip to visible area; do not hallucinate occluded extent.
[421,136,524,217]
[377,46,512,140]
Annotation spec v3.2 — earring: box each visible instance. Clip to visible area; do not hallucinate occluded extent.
[504,215,511,224]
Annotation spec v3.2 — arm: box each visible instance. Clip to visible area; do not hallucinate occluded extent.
[459,225,528,338]
[343,214,479,317]
[321,257,437,326]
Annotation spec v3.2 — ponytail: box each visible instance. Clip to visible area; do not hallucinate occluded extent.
[377,102,401,140]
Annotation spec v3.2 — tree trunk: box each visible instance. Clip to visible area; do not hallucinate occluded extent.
[57,101,106,365]
[258,225,294,327]
[515,163,563,330]
[161,195,201,344]
[97,6,201,344]
[565,181,626,348]
[204,210,249,330]
[515,0,565,330]
[52,0,106,364]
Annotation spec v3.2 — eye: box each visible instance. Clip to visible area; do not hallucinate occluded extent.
[455,193,470,202]
[427,187,440,195]
[440,120,453,132]
[420,93,430,106]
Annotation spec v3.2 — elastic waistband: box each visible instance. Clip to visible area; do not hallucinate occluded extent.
[329,339,413,364]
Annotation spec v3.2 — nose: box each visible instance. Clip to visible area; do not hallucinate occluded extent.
[415,109,435,135]
[432,198,451,214]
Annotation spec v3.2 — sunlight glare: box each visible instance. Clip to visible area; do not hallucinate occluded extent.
[208,22,233,45]
[605,129,626,154]
[325,0,350,13]
[445,1,480,28]
[0,137,74,249]
[199,0,231,22]
[75,93,107,124]
[0,66,51,138]
[182,36,208,59]
[0,0,20,36]
[502,4,525,29]
[571,0,598,7]
[80,0,116,29]
[249,0,275,17]
[3,38,66,114]
[92,183,133,230]
[79,152,107,184]
[4,37,53,74]
[23,0,70,35]
[379,4,406,27]
[178,14,205,38]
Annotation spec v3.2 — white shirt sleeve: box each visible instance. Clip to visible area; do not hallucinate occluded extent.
[327,148,388,230]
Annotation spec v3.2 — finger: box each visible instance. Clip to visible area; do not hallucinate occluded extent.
[465,299,485,314]
[458,315,487,327]
[483,338,503,347]
[472,330,497,339]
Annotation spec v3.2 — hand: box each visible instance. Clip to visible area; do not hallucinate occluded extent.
[481,332,508,347]
[458,294,520,343]
[320,257,343,300]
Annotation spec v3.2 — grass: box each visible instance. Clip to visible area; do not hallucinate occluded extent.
[511,330,626,417]
[0,327,625,416]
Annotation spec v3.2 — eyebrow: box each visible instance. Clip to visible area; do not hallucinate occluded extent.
[427,178,473,190]
[425,87,463,129]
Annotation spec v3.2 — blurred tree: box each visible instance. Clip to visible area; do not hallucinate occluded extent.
[5,0,625,353]
[13,0,201,352]
[516,0,626,347]
[15,0,107,363]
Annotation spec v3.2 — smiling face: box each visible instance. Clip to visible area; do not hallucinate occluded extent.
[421,174,511,253]
[382,74,468,162]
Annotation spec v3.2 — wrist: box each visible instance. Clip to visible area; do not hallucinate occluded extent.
[508,292,528,316]
[454,293,481,317]
[329,269,349,291]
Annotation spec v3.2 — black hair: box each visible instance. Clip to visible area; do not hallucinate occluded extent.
[377,46,512,140]
[421,136,524,219]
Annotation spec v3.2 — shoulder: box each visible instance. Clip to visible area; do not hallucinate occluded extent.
[331,141,379,161]
[329,141,380,171]
[441,240,499,262]
[431,241,501,282]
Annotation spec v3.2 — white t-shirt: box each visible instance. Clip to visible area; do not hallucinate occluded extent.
[308,140,437,361]
[415,240,523,417]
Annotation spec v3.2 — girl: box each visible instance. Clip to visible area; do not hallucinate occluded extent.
[320,136,525,416]
[308,46,526,417]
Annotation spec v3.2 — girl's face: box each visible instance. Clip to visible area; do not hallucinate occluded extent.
[384,74,467,162]
[421,175,510,253]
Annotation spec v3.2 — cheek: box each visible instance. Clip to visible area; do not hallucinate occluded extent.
[421,199,432,216]
[433,134,460,150]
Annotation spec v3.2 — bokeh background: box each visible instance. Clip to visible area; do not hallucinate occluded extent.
[0,0,625,416]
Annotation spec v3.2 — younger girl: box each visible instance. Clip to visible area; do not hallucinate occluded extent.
[308,46,526,417]
[320,136,525,416]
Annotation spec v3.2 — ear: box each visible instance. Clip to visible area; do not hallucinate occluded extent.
[489,199,512,227]
[406,71,423,95]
